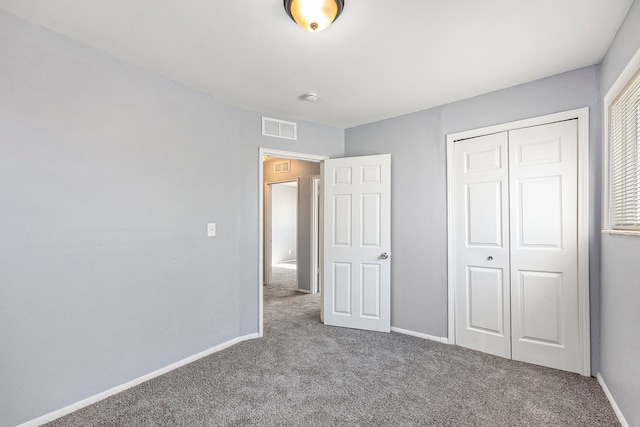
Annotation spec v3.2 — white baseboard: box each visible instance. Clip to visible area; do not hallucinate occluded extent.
[597,373,629,427]
[391,327,449,344]
[296,288,312,294]
[17,333,260,427]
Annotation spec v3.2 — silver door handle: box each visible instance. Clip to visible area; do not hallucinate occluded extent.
[380,252,390,260]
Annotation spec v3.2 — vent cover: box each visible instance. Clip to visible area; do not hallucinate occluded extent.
[262,117,297,140]
[273,160,291,174]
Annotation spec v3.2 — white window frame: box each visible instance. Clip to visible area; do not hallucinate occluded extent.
[603,45,640,236]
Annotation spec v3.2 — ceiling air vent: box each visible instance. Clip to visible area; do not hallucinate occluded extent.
[262,117,297,140]
[273,160,291,174]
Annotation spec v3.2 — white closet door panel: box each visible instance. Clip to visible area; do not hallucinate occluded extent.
[467,181,504,247]
[517,176,563,248]
[509,120,581,373]
[467,266,506,334]
[454,132,511,358]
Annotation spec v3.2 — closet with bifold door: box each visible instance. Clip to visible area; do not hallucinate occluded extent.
[449,116,589,375]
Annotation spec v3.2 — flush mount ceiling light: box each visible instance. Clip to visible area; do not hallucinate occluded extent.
[284,0,344,32]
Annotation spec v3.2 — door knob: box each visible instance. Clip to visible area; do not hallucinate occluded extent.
[487,256,493,261]
[380,252,390,260]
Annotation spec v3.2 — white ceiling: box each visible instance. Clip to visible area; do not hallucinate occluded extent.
[0,0,633,128]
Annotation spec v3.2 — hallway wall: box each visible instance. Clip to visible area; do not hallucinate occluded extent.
[264,158,321,292]
[270,182,298,264]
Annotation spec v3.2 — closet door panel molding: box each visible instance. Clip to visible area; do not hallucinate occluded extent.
[446,109,590,376]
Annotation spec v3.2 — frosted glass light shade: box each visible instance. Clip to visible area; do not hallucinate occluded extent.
[284,0,344,32]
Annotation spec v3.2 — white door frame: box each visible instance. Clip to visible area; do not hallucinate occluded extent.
[258,148,328,337]
[264,178,299,286]
[310,175,321,294]
[446,107,591,376]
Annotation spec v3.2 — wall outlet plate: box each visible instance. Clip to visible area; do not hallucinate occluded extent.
[207,223,216,237]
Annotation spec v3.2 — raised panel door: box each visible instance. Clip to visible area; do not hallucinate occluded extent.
[453,132,511,358]
[509,120,581,373]
[322,154,391,332]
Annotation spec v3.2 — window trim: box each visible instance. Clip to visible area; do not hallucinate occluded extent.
[603,45,640,236]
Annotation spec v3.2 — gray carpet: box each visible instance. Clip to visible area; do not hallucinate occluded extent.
[45,267,619,426]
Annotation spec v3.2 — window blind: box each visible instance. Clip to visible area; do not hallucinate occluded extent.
[609,68,640,230]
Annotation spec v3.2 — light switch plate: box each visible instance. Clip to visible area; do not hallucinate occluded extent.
[207,223,216,237]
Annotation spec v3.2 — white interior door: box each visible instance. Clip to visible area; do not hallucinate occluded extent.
[322,154,391,332]
[452,119,583,373]
[453,132,511,358]
[311,176,321,294]
[509,120,581,373]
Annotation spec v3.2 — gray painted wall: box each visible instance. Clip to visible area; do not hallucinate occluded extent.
[237,111,344,336]
[0,10,238,424]
[0,10,343,426]
[344,109,447,338]
[345,66,602,372]
[599,1,640,425]
[264,159,321,292]
[5,0,638,423]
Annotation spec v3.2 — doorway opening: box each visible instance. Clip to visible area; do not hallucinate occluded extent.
[264,180,299,288]
[258,149,328,337]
